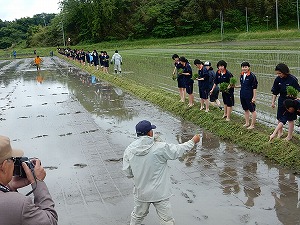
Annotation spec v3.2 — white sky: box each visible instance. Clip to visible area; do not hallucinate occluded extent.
[0,0,60,21]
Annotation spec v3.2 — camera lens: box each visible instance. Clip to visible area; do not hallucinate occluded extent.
[13,157,35,178]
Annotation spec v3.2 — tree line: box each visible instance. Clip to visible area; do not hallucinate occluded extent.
[0,14,56,49]
[0,0,299,49]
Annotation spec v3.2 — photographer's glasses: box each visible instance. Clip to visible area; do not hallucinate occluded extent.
[7,157,16,163]
[0,157,15,165]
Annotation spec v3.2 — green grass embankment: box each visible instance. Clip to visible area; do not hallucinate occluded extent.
[4,29,300,57]
[66,29,300,51]
[1,29,300,61]
[61,56,300,173]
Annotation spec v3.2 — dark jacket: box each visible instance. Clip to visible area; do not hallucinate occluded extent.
[239,71,258,98]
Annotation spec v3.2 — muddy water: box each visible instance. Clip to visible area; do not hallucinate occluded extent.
[0,57,299,225]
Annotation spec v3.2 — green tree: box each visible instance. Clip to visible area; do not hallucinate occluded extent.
[0,37,12,49]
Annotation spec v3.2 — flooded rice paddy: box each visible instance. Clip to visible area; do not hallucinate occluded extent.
[0,57,299,225]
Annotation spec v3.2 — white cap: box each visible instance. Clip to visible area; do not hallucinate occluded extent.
[204,61,211,66]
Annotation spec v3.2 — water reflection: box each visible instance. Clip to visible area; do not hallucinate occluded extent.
[218,145,240,195]
[174,121,198,166]
[242,162,261,208]
[66,68,137,121]
[272,170,300,225]
[36,71,44,84]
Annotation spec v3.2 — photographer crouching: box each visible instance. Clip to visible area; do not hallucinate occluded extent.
[0,135,58,225]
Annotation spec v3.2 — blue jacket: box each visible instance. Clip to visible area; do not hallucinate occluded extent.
[239,71,258,98]
[183,63,193,84]
[197,67,210,90]
[208,68,216,90]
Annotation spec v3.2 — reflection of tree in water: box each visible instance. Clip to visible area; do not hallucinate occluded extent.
[0,75,13,87]
[0,60,24,87]
[67,71,136,121]
[219,144,240,195]
[242,162,261,207]
[272,170,300,225]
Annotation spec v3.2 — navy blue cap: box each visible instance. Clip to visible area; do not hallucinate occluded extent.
[136,120,156,136]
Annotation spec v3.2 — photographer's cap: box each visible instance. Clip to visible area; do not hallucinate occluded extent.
[0,136,23,164]
[136,120,156,136]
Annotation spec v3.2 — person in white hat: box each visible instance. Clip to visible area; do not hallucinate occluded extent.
[123,120,200,225]
[0,135,58,225]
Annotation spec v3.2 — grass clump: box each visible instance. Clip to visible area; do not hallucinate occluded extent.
[230,77,237,86]
[177,68,183,74]
[286,86,298,99]
[219,82,230,93]
[192,73,198,80]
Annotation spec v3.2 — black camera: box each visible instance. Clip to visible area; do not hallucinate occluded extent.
[13,157,35,178]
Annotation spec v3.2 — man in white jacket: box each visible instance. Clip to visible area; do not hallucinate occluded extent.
[123,120,200,225]
[111,50,123,74]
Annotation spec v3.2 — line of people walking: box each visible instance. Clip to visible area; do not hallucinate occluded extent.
[57,48,122,74]
[172,54,300,141]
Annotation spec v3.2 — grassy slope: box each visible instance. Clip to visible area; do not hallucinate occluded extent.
[61,56,300,173]
[2,29,300,58]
